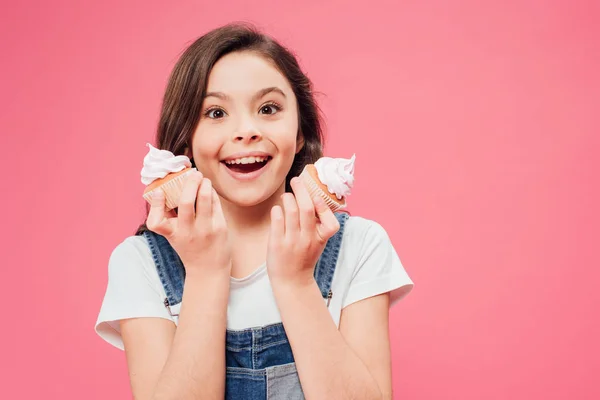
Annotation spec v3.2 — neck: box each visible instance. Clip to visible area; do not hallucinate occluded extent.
[218,183,286,236]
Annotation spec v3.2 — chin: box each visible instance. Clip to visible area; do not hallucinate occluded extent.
[219,186,281,208]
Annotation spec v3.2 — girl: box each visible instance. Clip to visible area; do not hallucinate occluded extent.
[96,23,413,400]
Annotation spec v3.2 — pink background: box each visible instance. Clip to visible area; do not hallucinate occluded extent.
[2,0,598,398]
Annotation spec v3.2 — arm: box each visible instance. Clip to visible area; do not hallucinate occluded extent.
[121,174,231,400]
[121,269,230,400]
[267,177,401,399]
[272,280,391,400]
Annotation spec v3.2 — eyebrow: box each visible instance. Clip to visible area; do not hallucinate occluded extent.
[204,87,286,102]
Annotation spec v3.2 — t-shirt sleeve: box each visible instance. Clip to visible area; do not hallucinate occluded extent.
[342,219,414,309]
[95,237,174,350]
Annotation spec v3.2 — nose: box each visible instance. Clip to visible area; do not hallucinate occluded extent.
[234,130,262,143]
[233,117,262,144]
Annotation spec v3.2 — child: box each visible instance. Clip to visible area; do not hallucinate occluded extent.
[95,23,413,400]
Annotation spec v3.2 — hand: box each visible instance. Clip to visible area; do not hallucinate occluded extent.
[146,171,231,274]
[266,177,340,287]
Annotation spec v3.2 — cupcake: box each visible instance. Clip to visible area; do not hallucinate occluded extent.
[300,154,355,212]
[141,143,196,210]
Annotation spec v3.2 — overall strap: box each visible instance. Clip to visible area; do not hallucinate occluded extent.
[142,230,185,313]
[313,212,350,304]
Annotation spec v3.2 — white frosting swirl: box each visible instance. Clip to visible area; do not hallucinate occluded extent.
[314,154,356,199]
[141,143,192,185]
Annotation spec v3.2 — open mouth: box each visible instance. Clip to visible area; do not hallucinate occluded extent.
[222,156,272,174]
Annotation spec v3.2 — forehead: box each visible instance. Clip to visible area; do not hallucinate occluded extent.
[205,51,293,96]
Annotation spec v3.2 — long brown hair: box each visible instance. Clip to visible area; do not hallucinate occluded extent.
[135,23,325,235]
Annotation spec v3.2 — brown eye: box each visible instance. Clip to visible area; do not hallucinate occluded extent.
[206,108,227,119]
[260,103,281,115]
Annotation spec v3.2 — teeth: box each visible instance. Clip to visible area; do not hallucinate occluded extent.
[224,156,268,165]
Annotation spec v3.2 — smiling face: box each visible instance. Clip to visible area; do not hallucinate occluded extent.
[188,51,302,207]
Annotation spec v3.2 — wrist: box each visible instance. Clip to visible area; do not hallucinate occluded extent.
[185,264,231,281]
[270,271,315,292]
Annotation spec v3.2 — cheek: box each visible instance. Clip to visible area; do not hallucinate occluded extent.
[189,141,222,179]
[191,129,222,160]
[269,117,299,152]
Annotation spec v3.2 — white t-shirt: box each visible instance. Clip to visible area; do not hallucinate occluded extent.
[95,216,414,350]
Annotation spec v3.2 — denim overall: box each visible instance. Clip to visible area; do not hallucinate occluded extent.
[142,212,349,399]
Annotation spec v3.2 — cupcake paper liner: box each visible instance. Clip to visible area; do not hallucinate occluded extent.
[143,168,197,210]
[300,167,346,212]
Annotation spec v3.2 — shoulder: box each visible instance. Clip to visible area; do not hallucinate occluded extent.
[110,234,150,260]
[336,214,398,275]
[96,234,172,350]
[335,214,413,308]
[107,234,160,287]
[342,215,393,251]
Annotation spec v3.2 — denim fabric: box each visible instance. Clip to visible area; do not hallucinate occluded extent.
[143,212,349,399]
[225,323,303,399]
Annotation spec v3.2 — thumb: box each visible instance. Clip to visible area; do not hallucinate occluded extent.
[313,195,339,242]
[146,190,173,236]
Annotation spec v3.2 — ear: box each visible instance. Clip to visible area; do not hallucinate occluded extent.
[296,132,305,154]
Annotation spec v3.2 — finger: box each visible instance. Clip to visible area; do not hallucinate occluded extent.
[313,195,340,242]
[281,192,299,237]
[178,170,203,229]
[165,208,177,219]
[146,190,173,236]
[269,205,285,246]
[196,177,213,223]
[211,188,226,225]
[290,177,316,233]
